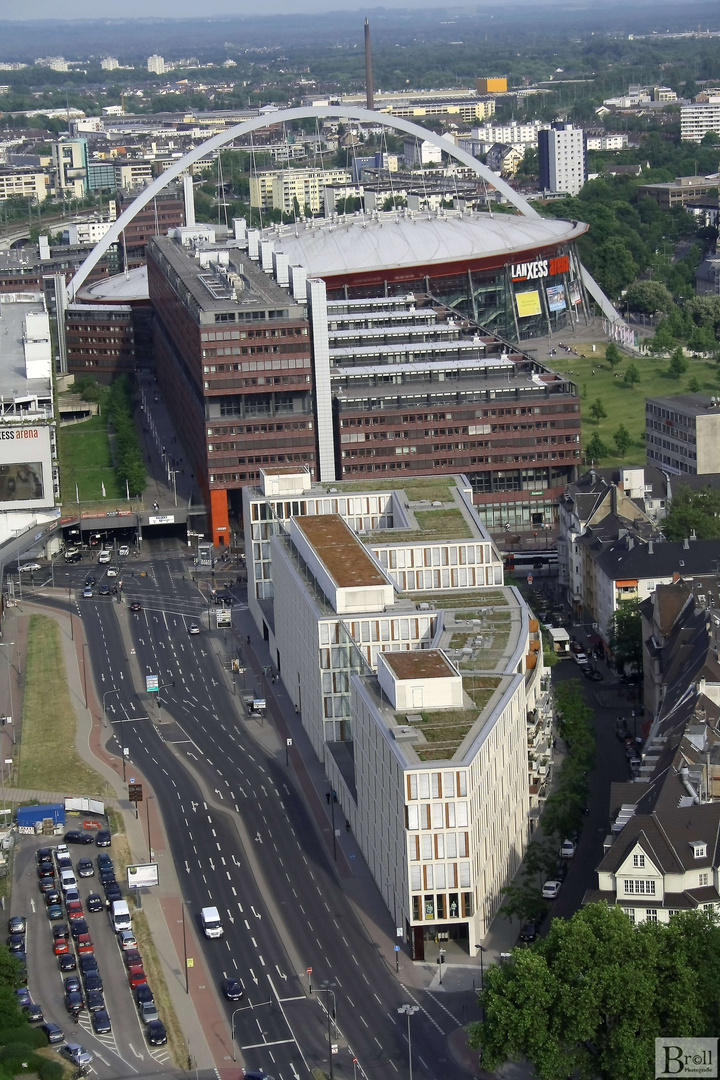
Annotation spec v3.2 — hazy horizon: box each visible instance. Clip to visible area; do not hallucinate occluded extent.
[4,0,714,18]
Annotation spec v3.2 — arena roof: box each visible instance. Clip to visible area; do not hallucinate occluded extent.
[272,211,587,278]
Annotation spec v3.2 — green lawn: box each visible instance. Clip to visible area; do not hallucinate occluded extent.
[550,343,719,469]
[15,615,112,798]
[58,414,124,502]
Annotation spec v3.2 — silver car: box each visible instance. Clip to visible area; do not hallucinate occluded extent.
[60,1043,93,1066]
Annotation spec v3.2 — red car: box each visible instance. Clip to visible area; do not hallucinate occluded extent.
[127,965,147,988]
[66,901,84,921]
[76,933,93,955]
[53,938,69,955]
[123,949,142,969]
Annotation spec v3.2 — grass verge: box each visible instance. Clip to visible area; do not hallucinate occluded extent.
[548,344,720,469]
[57,413,124,502]
[14,614,112,798]
[130,909,186,1067]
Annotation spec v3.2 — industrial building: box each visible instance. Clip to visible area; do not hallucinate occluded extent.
[243,467,548,953]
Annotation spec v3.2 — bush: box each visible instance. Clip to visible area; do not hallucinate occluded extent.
[0,1027,45,1049]
[38,1058,64,1080]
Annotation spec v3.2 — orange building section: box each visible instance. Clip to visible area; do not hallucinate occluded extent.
[210,489,230,546]
[477,77,508,94]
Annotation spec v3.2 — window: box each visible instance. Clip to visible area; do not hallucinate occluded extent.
[699,872,709,887]
[646,909,658,922]
[624,880,656,895]
[633,853,645,868]
[623,908,636,925]
[691,841,707,859]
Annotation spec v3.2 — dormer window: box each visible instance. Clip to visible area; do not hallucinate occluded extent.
[690,841,707,859]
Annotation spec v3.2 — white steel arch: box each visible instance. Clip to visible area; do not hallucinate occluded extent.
[68,104,540,301]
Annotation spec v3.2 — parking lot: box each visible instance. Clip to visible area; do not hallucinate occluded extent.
[10,825,171,1078]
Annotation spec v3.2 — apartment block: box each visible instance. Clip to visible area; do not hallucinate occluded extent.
[538,123,587,197]
[681,98,720,142]
[243,468,545,954]
[0,167,47,203]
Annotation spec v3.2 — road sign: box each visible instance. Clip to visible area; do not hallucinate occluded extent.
[128,783,143,803]
[186,958,194,968]
[527,574,533,586]
[307,967,312,975]
[146,675,159,693]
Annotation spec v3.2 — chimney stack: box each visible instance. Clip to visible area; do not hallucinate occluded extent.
[364,18,374,112]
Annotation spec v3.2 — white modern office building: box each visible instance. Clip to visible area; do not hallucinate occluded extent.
[538,123,587,196]
[243,467,546,956]
[681,98,720,143]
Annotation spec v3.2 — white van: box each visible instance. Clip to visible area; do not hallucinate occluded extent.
[60,869,77,892]
[200,906,224,939]
[110,899,132,932]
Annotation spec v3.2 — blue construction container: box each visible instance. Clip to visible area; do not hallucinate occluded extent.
[16,804,65,831]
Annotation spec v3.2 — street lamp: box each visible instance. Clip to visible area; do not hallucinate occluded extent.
[315,986,337,1080]
[82,642,89,708]
[0,643,15,744]
[230,1000,273,1062]
[146,794,155,862]
[397,1004,419,1080]
[102,687,120,729]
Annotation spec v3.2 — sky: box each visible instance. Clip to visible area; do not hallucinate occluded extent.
[1,0,449,18]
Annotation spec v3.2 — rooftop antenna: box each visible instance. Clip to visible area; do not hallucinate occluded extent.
[364,18,374,112]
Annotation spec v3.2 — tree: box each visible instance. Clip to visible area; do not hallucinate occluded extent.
[624,363,641,387]
[585,432,608,461]
[605,342,622,369]
[669,347,689,379]
[688,376,702,393]
[589,397,607,424]
[468,906,720,1080]
[612,423,631,456]
[624,279,674,315]
[609,598,643,673]
[663,485,720,541]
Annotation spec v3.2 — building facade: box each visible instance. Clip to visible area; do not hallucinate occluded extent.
[538,123,587,197]
[681,98,720,142]
[645,394,720,475]
[243,468,546,953]
[0,167,47,203]
[65,304,136,382]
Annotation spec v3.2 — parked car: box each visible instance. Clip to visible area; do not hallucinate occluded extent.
[41,1022,64,1044]
[582,666,603,681]
[118,930,137,951]
[91,1009,112,1035]
[79,955,98,975]
[15,987,31,1007]
[140,1000,158,1023]
[124,949,142,968]
[95,831,112,848]
[542,880,561,899]
[64,831,94,845]
[64,991,84,1016]
[23,1002,44,1023]
[7,934,25,952]
[560,839,577,859]
[77,858,94,878]
[83,971,103,994]
[519,918,540,943]
[47,904,64,921]
[146,1020,167,1046]
[86,990,105,1013]
[96,852,113,869]
[60,1044,92,1066]
[76,933,94,955]
[135,984,154,1008]
[573,651,589,666]
[86,894,104,913]
[58,953,77,973]
[8,916,26,935]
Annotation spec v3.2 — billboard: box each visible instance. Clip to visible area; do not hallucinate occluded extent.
[126,863,159,889]
[546,285,567,313]
[0,425,53,511]
[515,290,542,318]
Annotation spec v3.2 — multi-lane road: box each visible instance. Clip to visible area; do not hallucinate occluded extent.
[36,539,475,1080]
